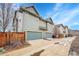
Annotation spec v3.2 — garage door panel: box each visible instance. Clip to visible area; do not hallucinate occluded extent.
[42,32,46,38]
[46,33,52,38]
[27,31,42,40]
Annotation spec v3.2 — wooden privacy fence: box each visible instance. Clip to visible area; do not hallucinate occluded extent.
[0,32,25,47]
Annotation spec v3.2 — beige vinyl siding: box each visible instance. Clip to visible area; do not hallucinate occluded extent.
[47,23,54,33]
[22,12,39,31]
[39,20,46,27]
[59,26,65,34]
[25,7,38,16]
[64,28,69,36]
[16,12,23,32]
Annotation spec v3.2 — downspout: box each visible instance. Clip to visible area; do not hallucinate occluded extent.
[16,18,18,32]
[22,12,24,32]
[46,21,48,30]
[46,21,48,38]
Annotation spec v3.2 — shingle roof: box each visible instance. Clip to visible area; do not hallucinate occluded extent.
[55,24,64,27]
[19,5,40,17]
[25,6,40,16]
[46,17,54,24]
[19,6,54,25]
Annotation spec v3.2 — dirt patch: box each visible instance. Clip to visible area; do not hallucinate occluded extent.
[69,36,79,55]
[1,41,31,54]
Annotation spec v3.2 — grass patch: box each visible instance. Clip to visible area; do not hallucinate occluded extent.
[0,48,5,54]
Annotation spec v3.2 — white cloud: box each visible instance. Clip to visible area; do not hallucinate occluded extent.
[46,12,52,18]
[53,3,63,11]
[56,8,79,24]
[44,3,79,30]
[13,3,33,10]
[45,3,63,18]
[72,22,79,25]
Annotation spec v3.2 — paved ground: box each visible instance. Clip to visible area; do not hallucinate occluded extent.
[40,37,76,56]
[0,37,76,56]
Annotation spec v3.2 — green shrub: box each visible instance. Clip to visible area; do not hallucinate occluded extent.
[0,48,4,52]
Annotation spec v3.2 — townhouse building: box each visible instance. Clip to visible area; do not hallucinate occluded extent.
[13,6,55,41]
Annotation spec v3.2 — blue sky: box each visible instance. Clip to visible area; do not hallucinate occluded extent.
[34,3,79,30]
[16,3,79,30]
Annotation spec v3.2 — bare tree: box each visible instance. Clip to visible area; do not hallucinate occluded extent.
[0,3,14,32]
[13,10,19,32]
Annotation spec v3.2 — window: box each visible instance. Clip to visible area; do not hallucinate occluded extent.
[63,31,66,33]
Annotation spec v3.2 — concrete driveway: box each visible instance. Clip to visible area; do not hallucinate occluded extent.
[0,37,76,56]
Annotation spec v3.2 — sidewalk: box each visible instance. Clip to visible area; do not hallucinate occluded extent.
[40,37,76,56]
[0,37,76,56]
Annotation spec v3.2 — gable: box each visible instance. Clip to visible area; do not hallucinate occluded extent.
[25,6,39,16]
[64,26,68,29]
[46,18,54,24]
[56,24,64,29]
[60,26,64,29]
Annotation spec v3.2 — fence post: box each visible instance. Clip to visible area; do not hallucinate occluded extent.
[24,32,25,43]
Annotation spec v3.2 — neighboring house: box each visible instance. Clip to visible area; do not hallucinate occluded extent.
[64,26,69,37]
[55,24,69,38]
[53,25,61,38]
[13,6,54,40]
